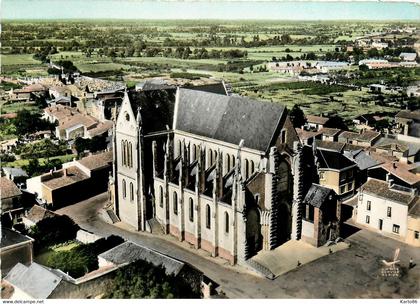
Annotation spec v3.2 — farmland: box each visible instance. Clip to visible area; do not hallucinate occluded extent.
[1,20,419,120]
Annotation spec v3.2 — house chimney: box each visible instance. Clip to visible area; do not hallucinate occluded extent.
[64,168,67,177]
[392,162,397,169]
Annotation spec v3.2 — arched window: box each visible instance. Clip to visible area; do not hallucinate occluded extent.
[159,186,163,208]
[226,154,231,172]
[178,140,182,157]
[231,154,235,168]
[173,191,178,215]
[122,179,126,198]
[121,141,125,166]
[209,149,213,166]
[128,142,133,168]
[214,150,218,162]
[245,159,249,179]
[281,129,287,143]
[250,160,255,175]
[125,141,129,167]
[206,204,211,229]
[225,212,229,233]
[192,144,196,161]
[189,198,194,222]
[130,182,134,201]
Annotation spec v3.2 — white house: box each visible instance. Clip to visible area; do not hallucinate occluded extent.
[356,178,418,241]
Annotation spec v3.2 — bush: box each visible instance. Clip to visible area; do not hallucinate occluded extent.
[45,235,124,278]
[29,215,79,252]
[47,248,96,278]
[105,259,201,299]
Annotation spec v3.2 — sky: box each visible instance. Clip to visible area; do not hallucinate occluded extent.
[1,0,419,20]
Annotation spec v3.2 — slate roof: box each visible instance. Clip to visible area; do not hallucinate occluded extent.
[98,241,185,276]
[42,167,89,190]
[0,177,22,199]
[77,150,113,171]
[409,198,420,217]
[339,130,380,143]
[5,263,62,299]
[137,79,176,91]
[395,110,420,122]
[295,128,322,141]
[2,167,28,178]
[174,88,285,151]
[408,122,420,138]
[303,184,335,208]
[374,138,420,156]
[25,205,57,224]
[320,128,341,137]
[1,228,33,248]
[374,161,420,186]
[187,82,228,95]
[361,178,416,205]
[316,149,356,170]
[306,115,330,125]
[344,150,381,171]
[315,140,345,152]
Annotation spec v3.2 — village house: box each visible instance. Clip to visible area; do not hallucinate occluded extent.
[315,148,357,199]
[399,52,417,62]
[301,184,340,247]
[305,115,330,131]
[319,128,341,142]
[1,167,28,183]
[356,178,419,245]
[395,110,420,142]
[367,161,420,191]
[338,129,381,147]
[21,205,58,229]
[343,149,382,189]
[358,59,393,69]
[1,228,34,276]
[295,128,322,145]
[26,151,112,208]
[406,201,420,247]
[1,177,23,223]
[8,84,47,102]
[43,105,113,141]
[374,138,420,164]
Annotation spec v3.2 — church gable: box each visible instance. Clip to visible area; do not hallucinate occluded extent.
[116,92,137,134]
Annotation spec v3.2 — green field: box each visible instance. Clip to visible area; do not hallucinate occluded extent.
[1,54,41,66]
[34,241,80,265]
[4,154,76,168]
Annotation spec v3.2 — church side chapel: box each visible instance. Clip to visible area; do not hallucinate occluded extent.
[111,85,339,266]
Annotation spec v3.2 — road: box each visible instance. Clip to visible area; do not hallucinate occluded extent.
[56,193,420,299]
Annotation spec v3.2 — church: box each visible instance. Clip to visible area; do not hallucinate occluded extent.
[111,85,313,265]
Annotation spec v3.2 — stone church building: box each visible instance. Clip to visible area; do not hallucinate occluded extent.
[111,86,321,265]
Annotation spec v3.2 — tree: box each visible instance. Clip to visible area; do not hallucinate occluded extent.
[289,104,306,128]
[47,249,96,278]
[14,109,55,135]
[325,115,348,130]
[105,259,201,299]
[29,215,79,252]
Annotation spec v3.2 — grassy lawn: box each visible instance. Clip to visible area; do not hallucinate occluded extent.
[4,154,76,168]
[0,101,39,114]
[34,241,80,265]
[1,54,41,66]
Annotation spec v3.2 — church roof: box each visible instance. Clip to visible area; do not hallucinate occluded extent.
[174,88,286,152]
